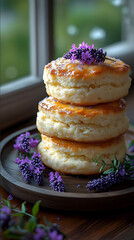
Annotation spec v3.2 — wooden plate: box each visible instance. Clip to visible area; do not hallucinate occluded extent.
[0,125,134,212]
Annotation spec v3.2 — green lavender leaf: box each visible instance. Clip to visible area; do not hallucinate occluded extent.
[26,217,36,232]
[99,165,105,173]
[44,217,50,225]
[93,158,100,165]
[2,199,9,206]
[3,199,11,208]
[13,209,33,218]
[103,168,115,174]
[32,200,41,217]
[21,201,26,213]
[113,156,118,167]
[12,213,24,217]
[34,133,41,142]
[97,155,105,164]
[20,203,26,229]
[36,223,46,229]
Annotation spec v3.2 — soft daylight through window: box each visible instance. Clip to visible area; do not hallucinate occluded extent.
[54,0,123,58]
[1,0,30,85]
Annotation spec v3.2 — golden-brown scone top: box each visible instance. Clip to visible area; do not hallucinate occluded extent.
[39,97,126,118]
[38,134,126,175]
[43,57,131,105]
[44,57,130,82]
[36,97,129,142]
[41,134,125,151]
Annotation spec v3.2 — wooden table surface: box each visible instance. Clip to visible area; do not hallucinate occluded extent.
[0,84,134,240]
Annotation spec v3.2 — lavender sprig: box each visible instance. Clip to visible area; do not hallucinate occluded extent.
[63,42,108,65]
[19,158,33,183]
[13,132,39,154]
[86,153,134,192]
[0,197,65,240]
[0,206,14,230]
[86,171,126,192]
[94,155,120,174]
[47,223,64,240]
[31,152,45,185]
[14,132,45,185]
[15,153,45,185]
[13,132,65,190]
[49,172,65,192]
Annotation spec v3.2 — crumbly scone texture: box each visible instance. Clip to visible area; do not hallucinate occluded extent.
[43,57,131,105]
[38,135,126,175]
[36,97,129,142]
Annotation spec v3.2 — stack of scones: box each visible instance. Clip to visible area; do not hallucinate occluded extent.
[36,43,131,175]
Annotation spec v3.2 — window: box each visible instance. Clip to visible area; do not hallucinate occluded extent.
[0,0,52,129]
[1,0,133,130]
[1,0,30,86]
[54,0,123,57]
[53,0,134,72]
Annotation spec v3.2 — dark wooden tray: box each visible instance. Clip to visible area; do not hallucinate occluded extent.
[0,125,134,212]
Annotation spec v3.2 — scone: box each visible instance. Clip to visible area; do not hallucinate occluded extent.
[43,57,131,105]
[38,134,126,175]
[36,97,129,142]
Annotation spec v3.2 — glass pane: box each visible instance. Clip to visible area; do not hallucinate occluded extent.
[1,0,30,85]
[54,0,123,58]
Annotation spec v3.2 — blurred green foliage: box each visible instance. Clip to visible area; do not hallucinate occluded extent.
[54,0,122,58]
[1,0,30,85]
[1,0,123,85]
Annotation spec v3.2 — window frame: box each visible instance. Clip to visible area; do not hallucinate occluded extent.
[0,0,53,129]
[0,0,133,130]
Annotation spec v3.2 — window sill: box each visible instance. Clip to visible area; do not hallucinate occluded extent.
[104,41,134,74]
[0,79,47,130]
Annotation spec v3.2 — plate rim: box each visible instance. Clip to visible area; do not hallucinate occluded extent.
[0,125,134,200]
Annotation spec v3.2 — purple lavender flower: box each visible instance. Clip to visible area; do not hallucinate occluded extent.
[8,194,13,200]
[71,53,76,61]
[13,132,31,153]
[89,48,106,64]
[15,157,22,164]
[63,42,107,65]
[47,223,64,240]
[13,132,39,153]
[0,206,14,230]
[48,230,64,240]
[70,43,77,52]
[31,152,45,185]
[49,172,64,192]
[86,171,126,192]
[15,152,45,185]
[118,165,126,176]
[1,206,11,214]
[31,152,45,171]
[33,168,44,185]
[19,157,32,183]
[81,50,90,62]
[30,138,39,148]
[79,42,93,49]
[33,227,46,240]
